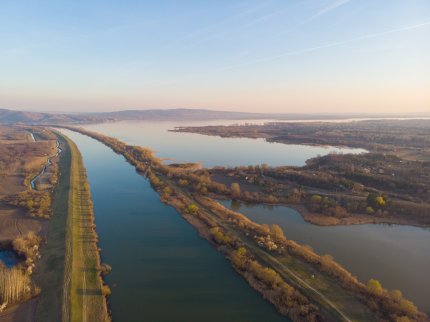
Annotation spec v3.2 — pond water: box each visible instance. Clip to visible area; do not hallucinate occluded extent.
[221,200,430,314]
[0,249,20,268]
[60,129,288,322]
[82,121,365,167]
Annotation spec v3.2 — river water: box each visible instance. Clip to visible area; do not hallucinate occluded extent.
[60,129,288,322]
[82,121,365,167]
[221,200,430,314]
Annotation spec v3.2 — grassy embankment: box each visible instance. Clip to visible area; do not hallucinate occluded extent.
[34,132,109,322]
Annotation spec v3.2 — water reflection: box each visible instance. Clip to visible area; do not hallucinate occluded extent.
[82,121,366,167]
[61,129,288,322]
[221,200,430,314]
[0,249,20,268]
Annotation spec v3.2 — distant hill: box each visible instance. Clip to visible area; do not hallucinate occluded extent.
[0,108,271,124]
[0,108,102,124]
[1,108,429,125]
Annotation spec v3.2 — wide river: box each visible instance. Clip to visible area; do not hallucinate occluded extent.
[82,120,365,167]
[61,129,288,322]
[67,120,429,316]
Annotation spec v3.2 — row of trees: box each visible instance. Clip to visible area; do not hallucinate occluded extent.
[231,247,321,321]
[201,197,424,321]
[0,232,42,308]
[0,265,34,307]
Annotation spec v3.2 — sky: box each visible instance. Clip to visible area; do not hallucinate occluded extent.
[0,0,429,114]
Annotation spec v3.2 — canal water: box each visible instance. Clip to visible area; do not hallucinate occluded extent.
[60,129,288,322]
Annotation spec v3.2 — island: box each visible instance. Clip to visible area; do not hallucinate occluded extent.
[172,119,430,228]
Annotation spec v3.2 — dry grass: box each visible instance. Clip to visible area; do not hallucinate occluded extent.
[0,203,45,243]
[0,126,57,195]
[0,126,59,321]
[0,176,25,198]
[0,298,37,322]
[60,132,110,322]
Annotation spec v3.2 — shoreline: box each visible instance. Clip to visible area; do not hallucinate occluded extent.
[212,195,430,229]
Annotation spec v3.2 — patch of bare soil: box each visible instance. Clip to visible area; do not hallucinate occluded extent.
[211,173,262,192]
[0,203,46,243]
[0,299,37,322]
[0,176,25,196]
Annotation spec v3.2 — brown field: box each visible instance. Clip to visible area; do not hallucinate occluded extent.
[0,203,46,243]
[0,299,37,322]
[0,126,56,196]
[0,126,61,321]
[0,176,25,196]
[0,125,32,143]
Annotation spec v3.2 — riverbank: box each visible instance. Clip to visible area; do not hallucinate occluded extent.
[215,195,430,228]
[296,205,430,228]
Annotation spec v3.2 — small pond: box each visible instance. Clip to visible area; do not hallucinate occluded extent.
[0,249,20,268]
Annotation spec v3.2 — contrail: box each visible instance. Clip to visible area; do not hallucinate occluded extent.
[154,20,430,87]
[220,20,430,70]
[298,0,351,27]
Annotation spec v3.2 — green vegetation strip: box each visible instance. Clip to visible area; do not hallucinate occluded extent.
[57,132,109,322]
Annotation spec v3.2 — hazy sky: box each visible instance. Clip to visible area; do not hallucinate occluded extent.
[1,0,429,113]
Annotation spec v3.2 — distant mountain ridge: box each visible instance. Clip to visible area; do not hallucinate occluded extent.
[0,108,270,124]
[0,108,100,124]
[1,108,429,125]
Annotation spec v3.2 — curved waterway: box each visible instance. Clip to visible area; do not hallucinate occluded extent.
[221,200,430,314]
[30,140,62,190]
[82,121,365,167]
[60,130,288,322]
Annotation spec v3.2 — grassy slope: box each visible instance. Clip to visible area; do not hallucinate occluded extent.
[63,133,109,322]
[34,132,109,322]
